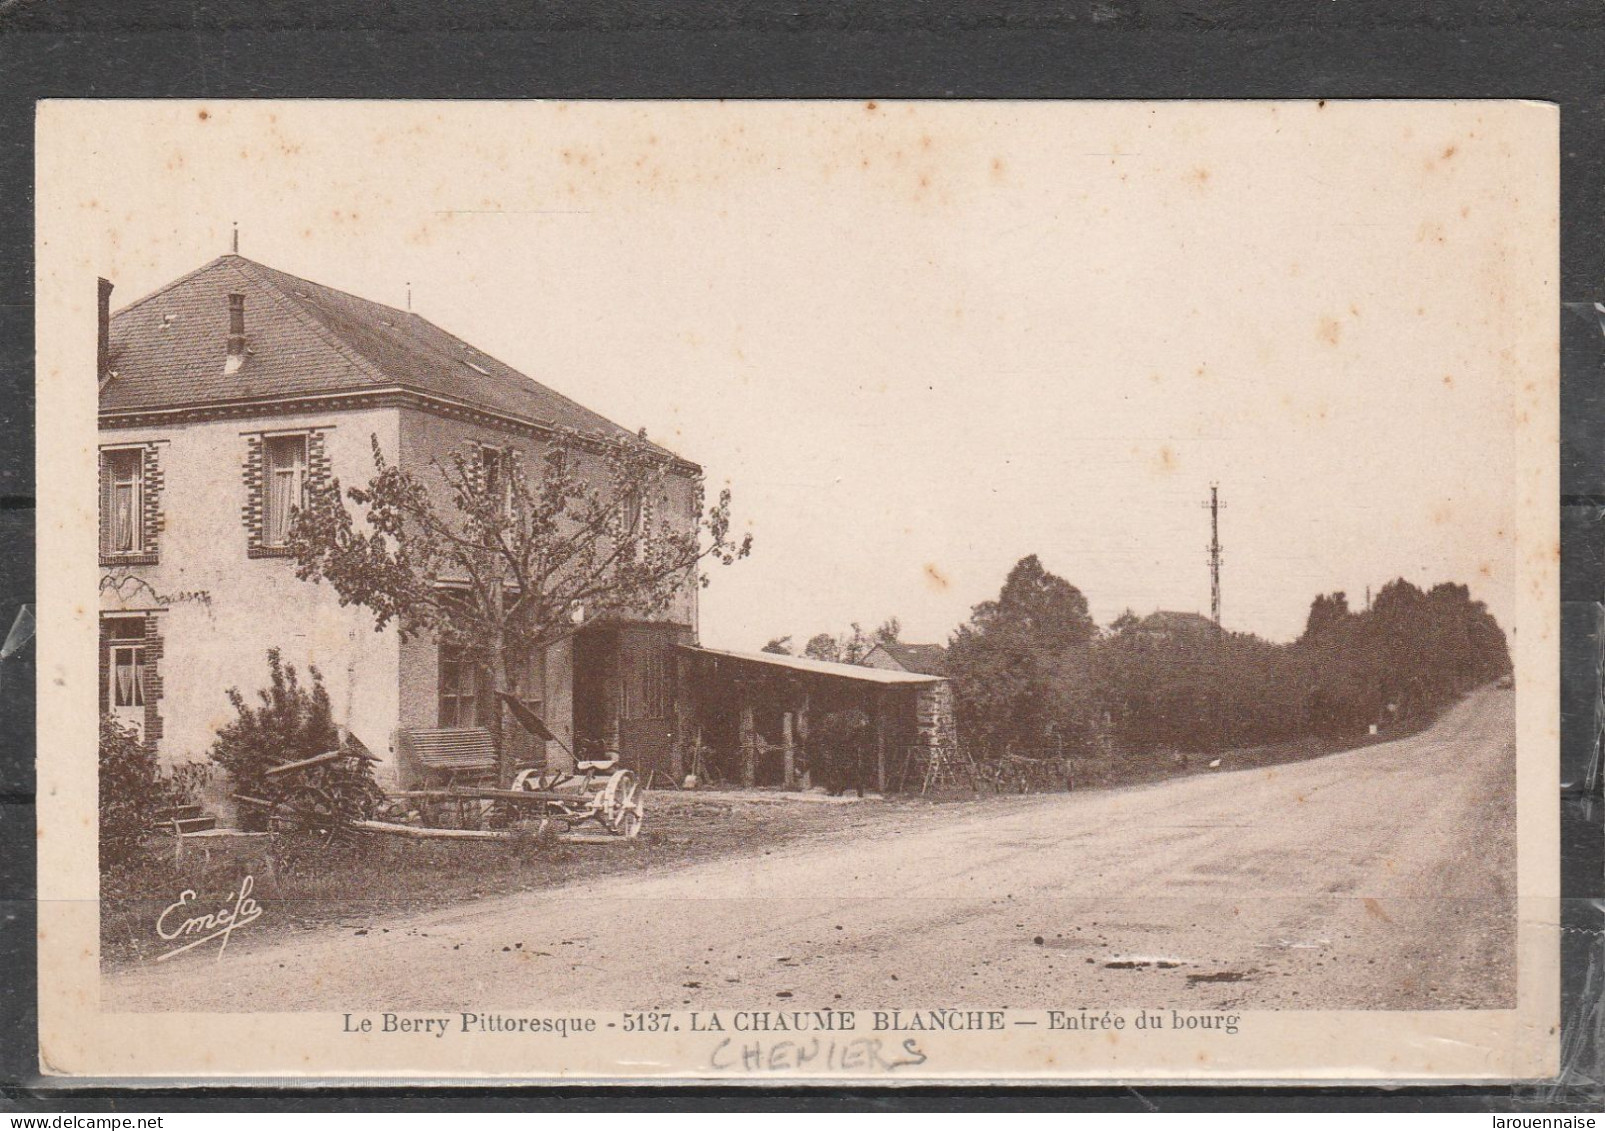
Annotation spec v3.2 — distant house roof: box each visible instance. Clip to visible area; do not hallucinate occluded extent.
[863,641,949,677]
[677,644,946,685]
[100,254,691,467]
[1138,610,1219,635]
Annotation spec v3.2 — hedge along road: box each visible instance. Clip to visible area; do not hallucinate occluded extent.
[102,685,1517,1014]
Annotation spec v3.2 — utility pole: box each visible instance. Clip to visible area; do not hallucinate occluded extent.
[1203,484,1224,627]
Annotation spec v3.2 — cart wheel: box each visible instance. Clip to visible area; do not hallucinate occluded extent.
[600,769,643,838]
[268,785,340,873]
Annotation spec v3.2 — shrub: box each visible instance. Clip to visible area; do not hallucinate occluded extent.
[163,759,212,807]
[99,716,164,868]
[208,649,382,830]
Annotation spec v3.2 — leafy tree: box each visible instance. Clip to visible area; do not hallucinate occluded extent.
[949,555,1511,762]
[1301,592,1350,642]
[289,434,750,780]
[802,622,876,665]
[1107,608,1141,637]
[947,556,1099,752]
[971,554,1096,649]
[761,635,794,655]
[804,632,843,663]
[873,617,902,646]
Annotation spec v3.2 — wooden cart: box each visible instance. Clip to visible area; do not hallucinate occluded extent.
[387,755,644,840]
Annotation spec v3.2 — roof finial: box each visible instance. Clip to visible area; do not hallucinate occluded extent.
[406,281,412,312]
[231,222,239,255]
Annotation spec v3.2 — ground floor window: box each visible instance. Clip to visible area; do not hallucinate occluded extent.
[438,644,484,728]
[102,615,154,742]
[111,644,145,707]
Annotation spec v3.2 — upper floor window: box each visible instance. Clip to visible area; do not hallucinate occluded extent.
[100,445,159,564]
[106,450,144,553]
[263,433,308,547]
[245,428,325,559]
[475,444,513,518]
[621,488,643,534]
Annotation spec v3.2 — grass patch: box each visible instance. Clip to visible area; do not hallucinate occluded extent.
[100,791,940,968]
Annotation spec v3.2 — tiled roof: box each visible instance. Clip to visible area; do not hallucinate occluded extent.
[100,255,685,461]
[872,641,949,676]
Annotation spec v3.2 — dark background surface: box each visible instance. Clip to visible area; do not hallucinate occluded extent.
[0,0,1599,1110]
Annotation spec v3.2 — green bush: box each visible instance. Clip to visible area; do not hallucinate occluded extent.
[98,716,164,868]
[208,649,382,830]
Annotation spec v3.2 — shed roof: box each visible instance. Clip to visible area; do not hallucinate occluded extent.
[677,645,946,685]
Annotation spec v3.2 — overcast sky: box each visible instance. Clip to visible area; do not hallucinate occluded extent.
[57,101,1547,649]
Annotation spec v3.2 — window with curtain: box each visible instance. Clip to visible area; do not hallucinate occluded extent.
[264,434,308,546]
[111,645,145,707]
[103,449,144,554]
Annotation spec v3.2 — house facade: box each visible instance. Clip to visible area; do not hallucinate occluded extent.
[97,254,700,796]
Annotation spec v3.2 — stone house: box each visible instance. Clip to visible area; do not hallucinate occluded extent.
[96,253,701,797]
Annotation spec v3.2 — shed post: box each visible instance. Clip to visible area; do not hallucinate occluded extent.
[797,687,811,790]
[875,689,888,795]
[740,701,756,788]
[782,711,796,789]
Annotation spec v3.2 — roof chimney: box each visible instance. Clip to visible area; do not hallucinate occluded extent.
[225,292,246,374]
[97,277,113,384]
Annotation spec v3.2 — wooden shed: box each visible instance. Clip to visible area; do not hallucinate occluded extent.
[673,645,956,793]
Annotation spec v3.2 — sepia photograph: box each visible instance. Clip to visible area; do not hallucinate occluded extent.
[35,99,1558,1081]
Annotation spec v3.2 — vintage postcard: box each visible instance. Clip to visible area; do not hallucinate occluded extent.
[35,100,1558,1082]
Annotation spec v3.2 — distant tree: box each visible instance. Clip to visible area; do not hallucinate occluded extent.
[804,633,842,663]
[873,617,902,646]
[947,556,1099,753]
[1300,592,1350,643]
[289,434,750,781]
[762,635,794,655]
[1107,608,1141,637]
[802,621,879,665]
[971,554,1096,649]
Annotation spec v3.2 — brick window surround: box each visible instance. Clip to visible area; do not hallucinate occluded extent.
[98,444,162,567]
[243,428,329,558]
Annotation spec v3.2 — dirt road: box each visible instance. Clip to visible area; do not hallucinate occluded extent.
[103,687,1516,1013]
